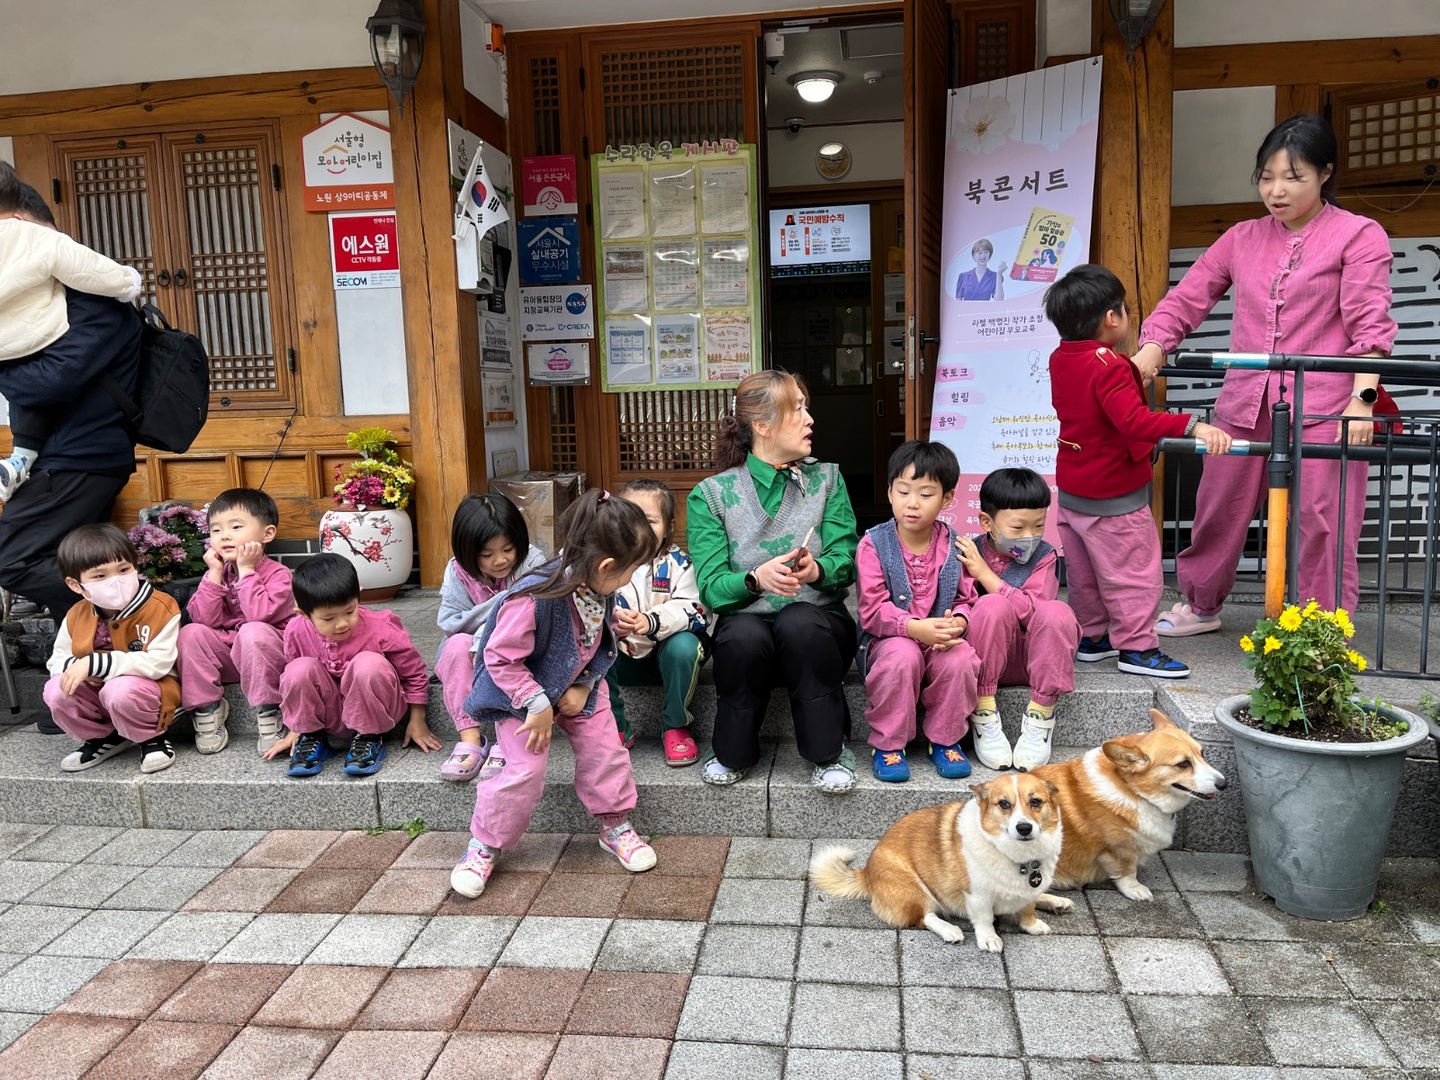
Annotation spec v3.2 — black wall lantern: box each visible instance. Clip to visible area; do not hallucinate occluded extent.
[1107,0,1168,60]
[367,0,427,114]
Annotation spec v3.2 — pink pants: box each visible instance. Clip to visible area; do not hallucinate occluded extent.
[470,682,636,851]
[280,654,403,738]
[44,675,166,743]
[176,622,285,711]
[1177,411,1367,617]
[864,636,978,751]
[966,593,1081,707]
[434,634,479,731]
[1058,503,1162,653]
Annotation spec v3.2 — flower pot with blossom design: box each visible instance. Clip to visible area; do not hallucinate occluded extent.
[320,428,416,602]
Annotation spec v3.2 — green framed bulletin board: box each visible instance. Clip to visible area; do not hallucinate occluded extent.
[592,142,763,393]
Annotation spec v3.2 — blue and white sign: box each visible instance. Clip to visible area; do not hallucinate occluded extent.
[518,218,582,285]
[520,284,595,341]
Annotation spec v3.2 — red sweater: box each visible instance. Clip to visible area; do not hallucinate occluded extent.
[1049,339,1191,500]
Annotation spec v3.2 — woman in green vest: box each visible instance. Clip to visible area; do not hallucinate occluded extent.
[686,370,861,794]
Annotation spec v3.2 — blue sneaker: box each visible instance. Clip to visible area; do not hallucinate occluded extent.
[1077,634,1120,662]
[930,741,972,779]
[287,733,332,777]
[344,734,388,776]
[871,748,911,783]
[1117,648,1190,679]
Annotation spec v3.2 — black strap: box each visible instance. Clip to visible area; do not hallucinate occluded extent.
[98,373,143,430]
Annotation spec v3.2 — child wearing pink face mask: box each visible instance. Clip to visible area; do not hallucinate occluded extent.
[43,523,183,774]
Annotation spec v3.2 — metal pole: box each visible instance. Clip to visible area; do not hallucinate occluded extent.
[1266,400,1292,618]
[1286,375,1304,607]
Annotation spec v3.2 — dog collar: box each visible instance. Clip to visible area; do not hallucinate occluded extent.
[1017,858,1043,889]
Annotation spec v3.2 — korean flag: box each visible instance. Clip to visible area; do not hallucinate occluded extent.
[453,146,510,241]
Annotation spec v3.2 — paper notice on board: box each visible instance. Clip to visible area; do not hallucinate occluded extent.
[884,273,906,321]
[701,238,749,308]
[654,314,701,384]
[482,370,517,427]
[603,245,649,313]
[651,241,699,310]
[480,311,512,369]
[598,169,647,239]
[649,165,697,237]
[606,316,653,385]
[704,310,752,382]
[700,162,750,234]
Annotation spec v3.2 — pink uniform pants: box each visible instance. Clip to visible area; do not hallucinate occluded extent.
[965,593,1080,707]
[434,633,480,731]
[280,654,404,739]
[176,622,286,711]
[44,674,166,743]
[864,636,978,751]
[1058,503,1163,653]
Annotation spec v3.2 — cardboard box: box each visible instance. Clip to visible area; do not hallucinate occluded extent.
[488,471,586,557]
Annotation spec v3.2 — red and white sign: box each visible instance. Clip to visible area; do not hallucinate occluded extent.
[330,211,400,290]
[521,155,578,216]
[302,113,396,213]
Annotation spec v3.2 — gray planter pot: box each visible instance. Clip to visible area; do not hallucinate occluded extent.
[1215,694,1430,921]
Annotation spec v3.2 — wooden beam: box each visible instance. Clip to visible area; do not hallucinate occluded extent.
[1170,202,1266,248]
[1174,36,1440,91]
[1275,84,1322,123]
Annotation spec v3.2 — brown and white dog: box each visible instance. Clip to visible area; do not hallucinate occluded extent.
[1031,708,1227,901]
[809,773,1072,951]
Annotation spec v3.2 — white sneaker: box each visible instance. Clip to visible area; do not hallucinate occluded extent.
[450,842,497,898]
[0,458,29,503]
[139,737,176,773]
[192,699,230,755]
[599,823,657,872]
[1013,711,1056,771]
[255,707,283,755]
[970,710,1013,771]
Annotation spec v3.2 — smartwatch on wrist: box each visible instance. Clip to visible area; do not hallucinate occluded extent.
[744,567,762,596]
[1352,387,1378,405]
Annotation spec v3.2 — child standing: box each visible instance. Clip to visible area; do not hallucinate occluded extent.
[451,490,662,898]
[606,478,715,766]
[1044,264,1231,679]
[856,441,978,783]
[175,489,294,755]
[435,493,546,782]
[263,554,441,777]
[955,468,1082,771]
[43,524,182,773]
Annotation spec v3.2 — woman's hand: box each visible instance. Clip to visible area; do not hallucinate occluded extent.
[517,706,555,753]
[790,546,822,586]
[1131,343,1167,385]
[1337,399,1375,445]
[753,552,804,597]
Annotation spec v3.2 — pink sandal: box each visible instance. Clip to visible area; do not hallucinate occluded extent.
[440,739,488,782]
[1155,603,1222,638]
[663,728,699,767]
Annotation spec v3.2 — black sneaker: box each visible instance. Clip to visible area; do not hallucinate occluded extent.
[287,733,332,778]
[139,737,176,773]
[60,734,134,772]
[1076,634,1120,662]
[1117,648,1190,679]
[344,734,388,776]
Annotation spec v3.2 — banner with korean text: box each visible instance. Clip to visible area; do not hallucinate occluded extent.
[930,57,1102,533]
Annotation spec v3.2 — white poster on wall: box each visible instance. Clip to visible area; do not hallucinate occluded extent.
[520,285,595,341]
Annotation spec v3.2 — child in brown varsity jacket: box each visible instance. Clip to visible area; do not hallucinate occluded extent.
[43,523,183,774]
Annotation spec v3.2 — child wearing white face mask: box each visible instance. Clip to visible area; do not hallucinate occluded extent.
[954,468,1081,771]
[42,523,182,774]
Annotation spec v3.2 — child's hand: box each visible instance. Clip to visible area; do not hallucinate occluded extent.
[907,616,962,650]
[615,608,648,637]
[517,706,554,753]
[203,546,226,581]
[263,728,299,761]
[954,535,988,577]
[932,613,969,652]
[556,684,589,717]
[1193,422,1233,455]
[59,664,90,696]
[403,708,442,753]
[235,541,265,574]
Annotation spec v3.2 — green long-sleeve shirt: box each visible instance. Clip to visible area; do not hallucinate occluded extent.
[686,453,859,616]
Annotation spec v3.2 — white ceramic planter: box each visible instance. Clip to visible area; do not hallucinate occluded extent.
[318,506,414,598]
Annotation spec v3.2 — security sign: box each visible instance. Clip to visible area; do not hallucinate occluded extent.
[518,218,581,285]
[331,211,400,290]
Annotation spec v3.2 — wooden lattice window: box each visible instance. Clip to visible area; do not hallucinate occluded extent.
[529,53,566,155]
[593,40,749,150]
[549,386,581,473]
[616,390,729,472]
[1333,82,1440,186]
[952,1,1035,88]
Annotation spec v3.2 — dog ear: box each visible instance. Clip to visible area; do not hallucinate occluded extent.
[1103,738,1150,771]
[1043,778,1060,802]
[968,780,990,804]
[1149,708,1177,732]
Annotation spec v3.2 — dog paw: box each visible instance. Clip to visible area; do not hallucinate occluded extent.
[924,913,965,943]
[975,929,1004,952]
[1022,918,1051,936]
[1036,893,1074,914]
[1116,879,1153,902]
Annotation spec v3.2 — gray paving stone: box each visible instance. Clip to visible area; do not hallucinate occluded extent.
[89,828,194,865]
[9,825,121,862]
[1214,941,1350,998]
[1276,1071,1408,1080]
[1398,905,1440,945]
[1136,856,1179,893]
[0,859,67,903]
[398,915,517,968]
[902,986,1020,1056]
[675,974,792,1045]
[903,1056,1026,1080]
[0,904,85,952]
[1248,998,1397,1068]
[0,954,108,1012]
[0,824,50,860]
[1087,889,1205,938]
[1361,1000,1440,1069]
[1003,933,1114,991]
[305,913,426,967]
[1013,990,1143,1061]
[0,955,23,977]
[1325,943,1440,1000]
[0,1011,42,1053]
[897,929,1007,988]
[496,915,610,970]
[1025,1065,1150,1080]
[712,878,806,925]
[158,830,268,868]
[1128,992,1270,1064]
[23,862,144,907]
[784,1048,902,1080]
[789,982,900,1050]
[210,912,342,964]
[40,907,169,958]
[696,924,799,980]
[664,1040,785,1080]
[1151,1069,1279,1080]
[597,918,704,974]
[100,865,223,910]
[723,837,812,879]
[126,911,255,961]
[1034,889,1100,935]
[795,926,898,985]
[1107,936,1231,995]
[800,881,891,929]
[1161,850,1253,891]
[1187,893,1303,940]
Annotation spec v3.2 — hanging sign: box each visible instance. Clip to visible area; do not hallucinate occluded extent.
[330,211,400,290]
[527,341,591,384]
[517,218,582,285]
[522,155,578,216]
[520,285,594,341]
[302,113,395,212]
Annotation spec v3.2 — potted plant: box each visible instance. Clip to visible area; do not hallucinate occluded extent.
[320,427,416,600]
[129,503,209,611]
[1215,601,1429,920]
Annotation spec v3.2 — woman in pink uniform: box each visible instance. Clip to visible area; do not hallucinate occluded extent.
[1131,114,1396,631]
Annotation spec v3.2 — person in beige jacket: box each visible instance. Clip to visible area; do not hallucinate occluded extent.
[0,161,144,502]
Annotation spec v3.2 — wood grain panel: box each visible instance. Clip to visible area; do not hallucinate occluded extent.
[1174,37,1440,91]
[158,457,233,501]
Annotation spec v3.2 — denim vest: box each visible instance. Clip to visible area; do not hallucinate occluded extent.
[856,519,963,678]
[463,568,619,722]
[971,534,1057,591]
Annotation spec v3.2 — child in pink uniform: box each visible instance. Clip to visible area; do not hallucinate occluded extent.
[955,468,1081,771]
[263,554,441,778]
[434,493,546,783]
[450,490,663,898]
[856,440,977,783]
[176,489,295,756]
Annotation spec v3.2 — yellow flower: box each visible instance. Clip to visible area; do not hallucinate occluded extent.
[1303,600,1320,618]
[1263,636,1282,654]
[1334,609,1356,639]
[1278,608,1303,632]
[1239,635,1255,653]
[1348,650,1368,672]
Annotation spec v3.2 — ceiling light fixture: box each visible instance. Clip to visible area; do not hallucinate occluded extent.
[789,71,841,104]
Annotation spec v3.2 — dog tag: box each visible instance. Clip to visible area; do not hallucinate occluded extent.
[1028,870,1043,889]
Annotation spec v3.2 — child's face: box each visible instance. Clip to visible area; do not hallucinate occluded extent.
[981,507,1048,540]
[208,508,276,562]
[888,466,953,535]
[1096,302,1130,347]
[589,557,648,597]
[305,600,360,641]
[627,491,669,548]
[477,535,519,581]
[65,559,139,607]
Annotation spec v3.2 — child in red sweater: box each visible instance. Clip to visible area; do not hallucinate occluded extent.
[1044,265,1231,678]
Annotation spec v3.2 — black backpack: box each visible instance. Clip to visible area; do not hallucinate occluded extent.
[100,302,211,454]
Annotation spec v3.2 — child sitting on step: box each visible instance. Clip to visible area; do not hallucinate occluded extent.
[263,554,440,778]
[451,490,662,899]
[175,488,295,756]
[605,478,715,766]
[434,493,546,783]
[954,468,1081,771]
[43,524,182,774]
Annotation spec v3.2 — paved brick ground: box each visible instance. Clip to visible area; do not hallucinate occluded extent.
[0,824,1437,1078]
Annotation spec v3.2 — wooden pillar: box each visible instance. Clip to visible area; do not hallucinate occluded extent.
[391,0,487,585]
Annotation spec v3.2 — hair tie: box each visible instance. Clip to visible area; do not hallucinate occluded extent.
[599,490,611,502]
[730,394,737,416]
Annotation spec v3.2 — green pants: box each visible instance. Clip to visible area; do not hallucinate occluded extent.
[606,631,708,738]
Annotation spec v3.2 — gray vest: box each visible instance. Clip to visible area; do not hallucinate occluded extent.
[856,518,964,678]
[696,460,848,617]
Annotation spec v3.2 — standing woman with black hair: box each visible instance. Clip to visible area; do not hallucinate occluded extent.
[686,370,862,793]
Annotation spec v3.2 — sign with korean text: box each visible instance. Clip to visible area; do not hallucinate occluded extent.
[302,113,395,213]
[768,204,871,275]
[527,341,591,384]
[330,211,400,290]
[517,218,582,285]
[520,285,594,341]
[522,155,578,216]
